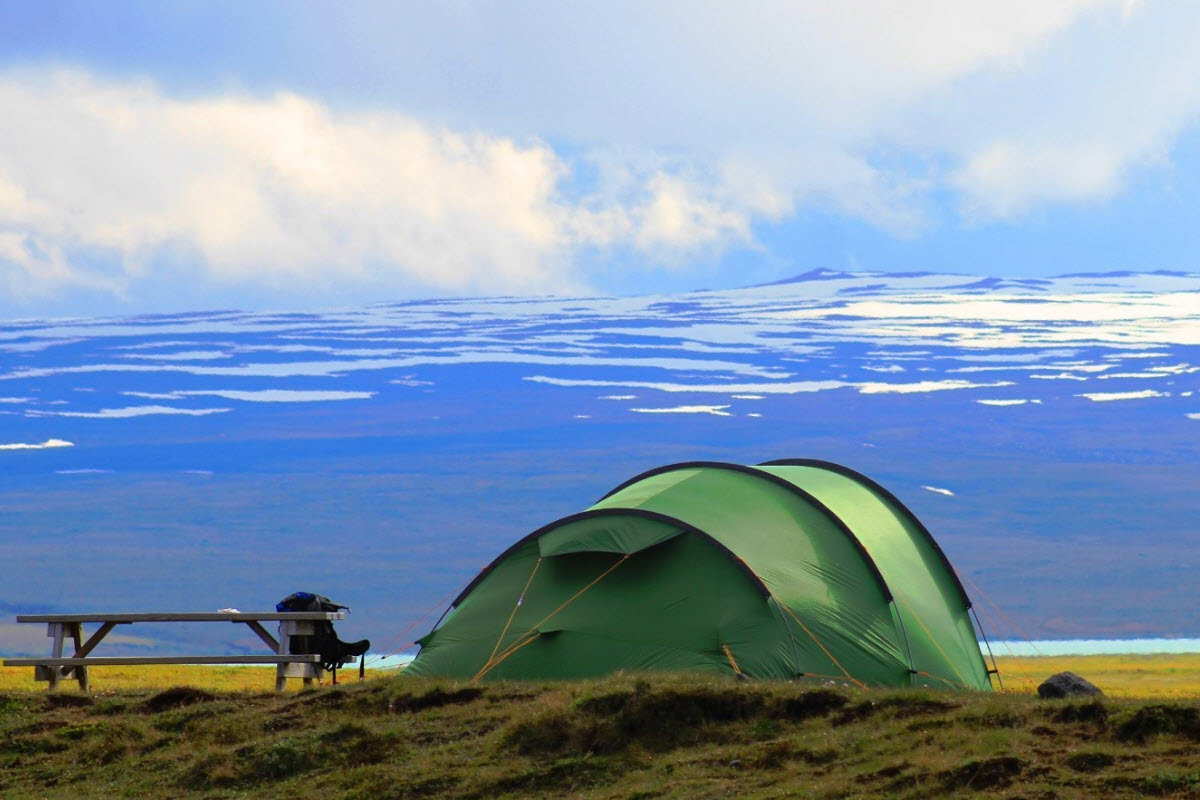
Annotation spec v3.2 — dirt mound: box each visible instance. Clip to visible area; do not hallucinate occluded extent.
[143,686,216,713]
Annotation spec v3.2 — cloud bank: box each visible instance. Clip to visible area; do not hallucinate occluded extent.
[5,2,1200,308]
[0,69,751,305]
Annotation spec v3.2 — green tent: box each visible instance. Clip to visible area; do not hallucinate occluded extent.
[406,460,993,690]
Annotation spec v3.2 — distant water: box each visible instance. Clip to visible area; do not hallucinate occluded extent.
[365,653,416,669]
[985,639,1200,657]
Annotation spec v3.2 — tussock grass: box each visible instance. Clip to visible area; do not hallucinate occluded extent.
[6,671,1200,798]
[1,654,1199,797]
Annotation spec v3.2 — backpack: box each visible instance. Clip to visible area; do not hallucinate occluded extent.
[276,592,370,671]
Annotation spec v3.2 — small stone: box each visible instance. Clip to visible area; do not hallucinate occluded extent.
[1038,671,1102,699]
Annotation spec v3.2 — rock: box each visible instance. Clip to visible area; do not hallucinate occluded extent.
[1038,671,1102,699]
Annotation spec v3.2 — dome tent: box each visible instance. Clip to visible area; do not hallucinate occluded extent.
[406,460,993,690]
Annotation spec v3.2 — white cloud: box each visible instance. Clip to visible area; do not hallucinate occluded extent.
[952,142,1130,219]
[418,1,1200,228]
[0,69,760,306]
[0,70,566,299]
[632,174,753,255]
[977,398,1041,406]
[942,2,1200,219]
[0,438,73,450]
[922,485,955,496]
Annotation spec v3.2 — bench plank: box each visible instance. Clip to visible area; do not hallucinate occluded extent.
[16,612,344,623]
[4,655,323,667]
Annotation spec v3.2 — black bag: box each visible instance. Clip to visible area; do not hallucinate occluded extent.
[276,592,370,671]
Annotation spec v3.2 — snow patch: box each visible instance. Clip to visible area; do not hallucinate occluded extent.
[29,406,232,418]
[1030,373,1089,381]
[390,376,434,387]
[122,350,230,361]
[1077,390,1169,402]
[857,380,1012,394]
[630,405,732,416]
[123,389,375,403]
[0,438,73,450]
[528,377,849,394]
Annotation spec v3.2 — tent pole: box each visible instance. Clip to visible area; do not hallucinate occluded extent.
[971,606,1003,690]
[892,600,918,688]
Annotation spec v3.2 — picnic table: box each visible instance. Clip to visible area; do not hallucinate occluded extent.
[2,611,350,692]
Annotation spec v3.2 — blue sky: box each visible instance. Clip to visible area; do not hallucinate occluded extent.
[2,0,1200,317]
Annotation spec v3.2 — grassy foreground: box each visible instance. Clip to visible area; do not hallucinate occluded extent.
[5,660,1200,799]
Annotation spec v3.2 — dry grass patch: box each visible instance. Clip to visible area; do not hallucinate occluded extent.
[5,667,1200,798]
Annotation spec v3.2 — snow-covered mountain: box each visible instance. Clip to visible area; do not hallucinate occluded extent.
[3,270,1199,654]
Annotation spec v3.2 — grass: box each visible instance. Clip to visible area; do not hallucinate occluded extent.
[6,671,1200,799]
[4,656,1200,798]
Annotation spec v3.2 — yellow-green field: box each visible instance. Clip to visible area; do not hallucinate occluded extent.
[0,663,403,693]
[995,654,1200,698]
[3,654,1200,696]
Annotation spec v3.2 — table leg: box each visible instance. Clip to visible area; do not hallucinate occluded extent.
[69,623,88,692]
[47,623,65,690]
[275,623,291,692]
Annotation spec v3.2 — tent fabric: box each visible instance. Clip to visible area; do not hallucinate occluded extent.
[406,460,992,690]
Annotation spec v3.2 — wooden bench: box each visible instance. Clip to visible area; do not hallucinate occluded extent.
[2,612,351,692]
